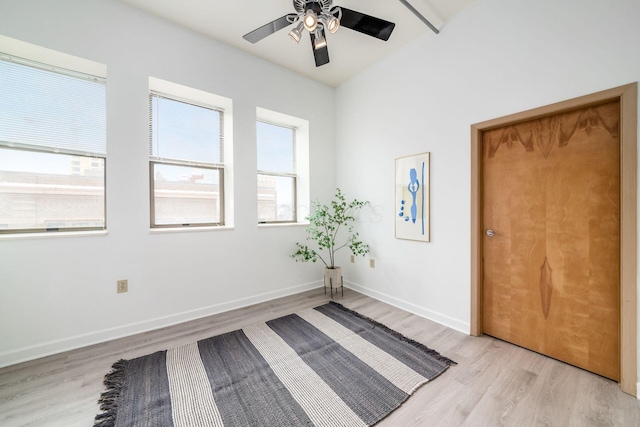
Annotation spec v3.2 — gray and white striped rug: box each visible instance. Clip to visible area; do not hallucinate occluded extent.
[94,302,454,427]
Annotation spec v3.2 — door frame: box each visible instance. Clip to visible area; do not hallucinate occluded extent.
[470,83,638,396]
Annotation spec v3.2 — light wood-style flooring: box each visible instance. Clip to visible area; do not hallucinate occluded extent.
[1,288,639,426]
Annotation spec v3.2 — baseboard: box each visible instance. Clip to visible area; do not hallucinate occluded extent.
[0,281,322,369]
[344,280,470,334]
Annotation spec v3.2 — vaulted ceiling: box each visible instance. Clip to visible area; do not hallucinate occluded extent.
[119,0,475,87]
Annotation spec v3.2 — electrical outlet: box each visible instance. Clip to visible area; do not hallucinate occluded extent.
[350,255,355,263]
[370,259,375,268]
[117,279,128,293]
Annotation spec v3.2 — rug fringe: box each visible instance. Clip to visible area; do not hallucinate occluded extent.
[93,359,128,427]
[327,301,457,366]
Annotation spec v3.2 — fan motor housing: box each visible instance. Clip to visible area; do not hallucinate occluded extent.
[294,0,332,14]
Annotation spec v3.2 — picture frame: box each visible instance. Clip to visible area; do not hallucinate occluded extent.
[395,152,430,242]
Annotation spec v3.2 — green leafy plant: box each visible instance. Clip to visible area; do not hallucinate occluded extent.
[291,188,370,269]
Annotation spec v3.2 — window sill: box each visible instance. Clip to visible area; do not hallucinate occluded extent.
[258,222,310,229]
[0,230,108,241]
[149,225,235,234]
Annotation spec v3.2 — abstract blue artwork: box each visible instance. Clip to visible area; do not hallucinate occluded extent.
[395,152,430,242]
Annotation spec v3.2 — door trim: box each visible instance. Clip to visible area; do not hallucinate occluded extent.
[470,83,638,396]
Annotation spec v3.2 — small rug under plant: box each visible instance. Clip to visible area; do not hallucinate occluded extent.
[94,302,455,427]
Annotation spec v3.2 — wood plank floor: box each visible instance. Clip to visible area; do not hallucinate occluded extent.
[1,288,638,426]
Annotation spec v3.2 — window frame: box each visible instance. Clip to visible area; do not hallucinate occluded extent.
[256,119,298,224]
[255,107,309,227]
[149,160,225,228]
[148,90,226,229]
[0,49,107,235]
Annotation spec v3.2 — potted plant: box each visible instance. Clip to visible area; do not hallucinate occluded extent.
[291,188,370,296]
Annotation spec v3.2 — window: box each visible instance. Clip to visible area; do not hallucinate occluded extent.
[257,121,297,223]
[0,52,106,234]
[256,108,309,224]
[149,90,226,228]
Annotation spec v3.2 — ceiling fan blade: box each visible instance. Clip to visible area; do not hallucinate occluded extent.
[310,31,329,67]
[243,14,296,43]
[339,8,395,41]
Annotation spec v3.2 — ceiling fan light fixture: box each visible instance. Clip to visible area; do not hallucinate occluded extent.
[303,10,318,32]
[288,21,304,43]
[242,2,396,68]
[323,14,340,34]
[313,29,327,50]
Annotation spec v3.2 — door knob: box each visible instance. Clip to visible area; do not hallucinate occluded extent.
[486,229,495,237]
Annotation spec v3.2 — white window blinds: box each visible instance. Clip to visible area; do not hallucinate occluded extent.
[149,92,224,165]
[0,54,106,156]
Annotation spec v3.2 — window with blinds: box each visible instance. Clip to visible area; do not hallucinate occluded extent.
[257,120,297,223]
[149,91,225,227]
[0,53,107,233]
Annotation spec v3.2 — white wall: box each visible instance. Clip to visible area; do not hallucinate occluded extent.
[0,0,336,367]
[336,0,640,355]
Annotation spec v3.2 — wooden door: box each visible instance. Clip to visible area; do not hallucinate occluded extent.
[482,100,620,380]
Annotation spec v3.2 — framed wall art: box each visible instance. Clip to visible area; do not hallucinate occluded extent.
[395,152,430,242]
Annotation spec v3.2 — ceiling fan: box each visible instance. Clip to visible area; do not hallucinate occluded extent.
[242,0,396,67]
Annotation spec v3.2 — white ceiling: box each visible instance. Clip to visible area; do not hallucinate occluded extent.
[119,0,475,87]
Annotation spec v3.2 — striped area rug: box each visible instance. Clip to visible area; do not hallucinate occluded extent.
[94,302,455,427]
